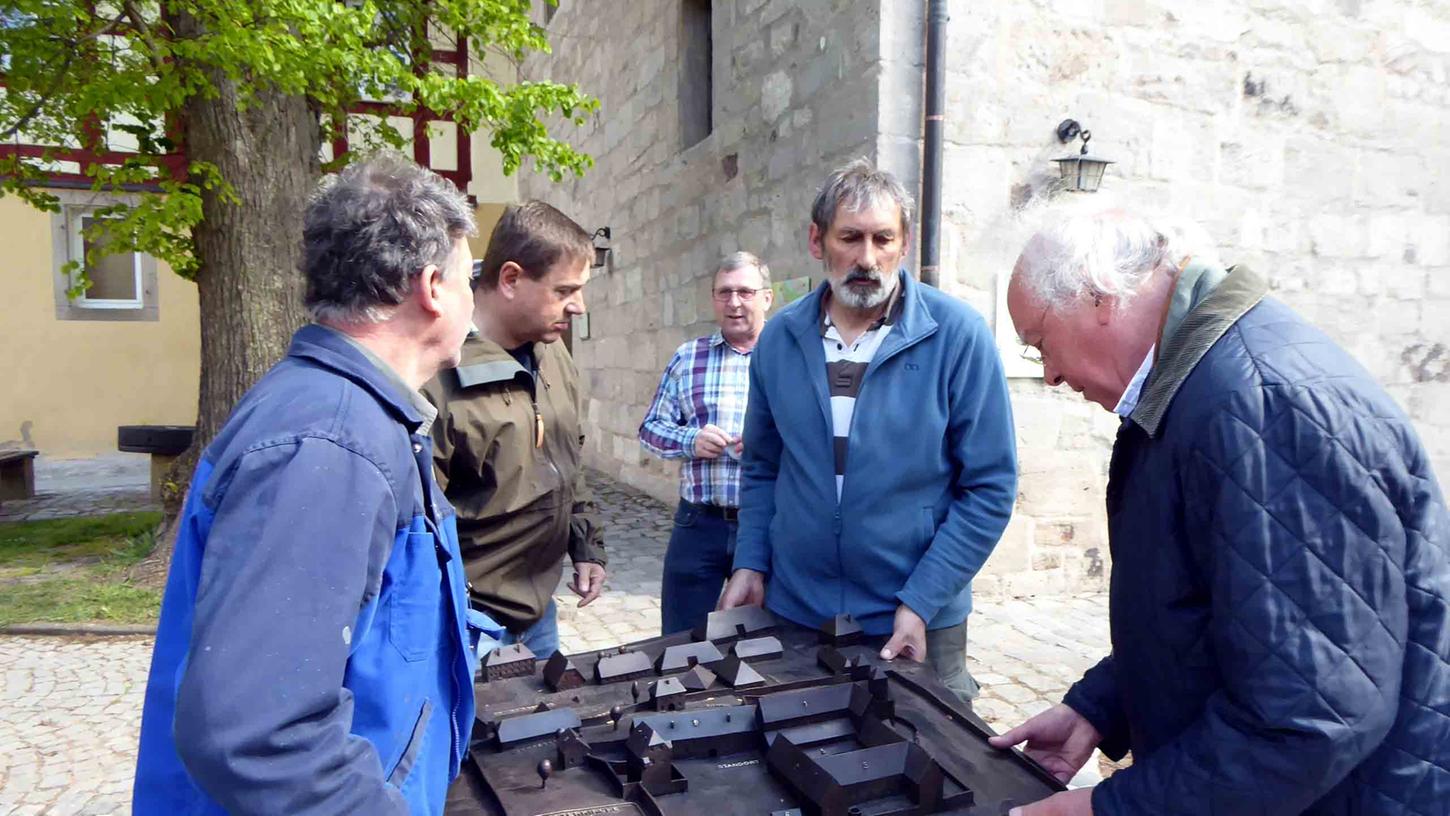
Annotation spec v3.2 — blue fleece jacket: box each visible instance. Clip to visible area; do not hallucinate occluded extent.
[733,270,1017,635]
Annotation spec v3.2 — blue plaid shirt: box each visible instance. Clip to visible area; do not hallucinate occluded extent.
[638,332,751,507]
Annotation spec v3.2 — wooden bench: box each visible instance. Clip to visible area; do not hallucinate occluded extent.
[118,425,196,501]
[0,448,39,502]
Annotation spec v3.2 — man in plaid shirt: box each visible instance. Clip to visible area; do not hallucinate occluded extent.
[639,252,774,635]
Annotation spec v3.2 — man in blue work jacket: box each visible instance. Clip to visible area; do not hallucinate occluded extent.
[133,154,479,815]
[719,158,1018,699]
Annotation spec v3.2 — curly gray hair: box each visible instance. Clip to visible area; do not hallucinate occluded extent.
[302,153,476,324]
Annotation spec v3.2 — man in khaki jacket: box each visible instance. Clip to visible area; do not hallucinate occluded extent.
[424,201,606,662]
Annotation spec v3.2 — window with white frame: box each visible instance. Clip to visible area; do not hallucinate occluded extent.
[50,192,159,322]
[66,207,144,309]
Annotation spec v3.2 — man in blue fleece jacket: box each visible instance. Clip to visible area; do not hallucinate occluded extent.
[719,158,1018,698]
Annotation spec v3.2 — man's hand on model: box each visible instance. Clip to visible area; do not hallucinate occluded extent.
[570,561,607,607]
[987,703,1102,783]
[1008,788,1094,816]
[692,424,738,459]
[879,604,928,662]
[717,568,765,610]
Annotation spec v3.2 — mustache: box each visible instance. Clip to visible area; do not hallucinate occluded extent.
[843,265,883,285]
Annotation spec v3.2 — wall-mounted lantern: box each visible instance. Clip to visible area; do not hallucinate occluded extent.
[1052,119,1114,193]
[591,227,612,269]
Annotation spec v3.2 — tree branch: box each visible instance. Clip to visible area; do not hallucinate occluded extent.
[0,12,130,141]
[121,0,169,74]
[0,50,75,140]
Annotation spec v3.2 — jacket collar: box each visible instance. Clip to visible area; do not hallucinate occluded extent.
[817,277,905,336]
[781,269,938,430]
[453,332,539,388]
[286,324,428,432]
[1129,265,1269,437]
[783,268,936,347]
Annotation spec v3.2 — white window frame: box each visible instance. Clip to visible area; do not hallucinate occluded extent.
[66,205,144,310]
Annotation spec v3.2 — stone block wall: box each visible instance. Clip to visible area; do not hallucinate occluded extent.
[523,0,1448,599]
[898,0,1450,596]
[520,0,896,501]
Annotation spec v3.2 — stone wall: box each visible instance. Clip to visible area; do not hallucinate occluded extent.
[904,0,1450,596]
[520,0,896,501]
[523,0,1449,598]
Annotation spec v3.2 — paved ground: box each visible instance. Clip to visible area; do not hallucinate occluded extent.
[0,471,1112,814]
[0,454,155,523]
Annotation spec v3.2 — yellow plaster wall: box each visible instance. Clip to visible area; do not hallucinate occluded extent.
[466,49,522,210]
[469,202,510,259]
[467,48,520,254]
[0,196,200,457]
[4,95,520,458]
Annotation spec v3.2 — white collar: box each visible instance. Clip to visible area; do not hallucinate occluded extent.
[1114,345,1156,418]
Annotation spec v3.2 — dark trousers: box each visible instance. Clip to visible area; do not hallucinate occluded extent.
[660,500,737,636]
[926,620,981,700]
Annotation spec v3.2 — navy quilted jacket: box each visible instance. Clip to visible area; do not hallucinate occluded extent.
[1063,268,1450,815]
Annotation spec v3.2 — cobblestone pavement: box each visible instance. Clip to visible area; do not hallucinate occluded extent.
[0,636,150,815]
[0,455,156,523]
[0,472,1111,814]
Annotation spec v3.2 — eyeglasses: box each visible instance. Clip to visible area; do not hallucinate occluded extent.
[712,287,765,303]
[1017,291,1102,366]
[1019,301,1051,367]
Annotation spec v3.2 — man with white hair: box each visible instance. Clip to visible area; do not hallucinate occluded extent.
[719,158,1018,700]
[992,208,1449,815]
[135,155,479,814]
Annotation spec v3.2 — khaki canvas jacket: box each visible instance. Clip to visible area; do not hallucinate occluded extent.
[423,334,605,632]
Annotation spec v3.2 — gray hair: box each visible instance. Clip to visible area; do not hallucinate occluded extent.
[715,251,771,288]
[1015,202,1218,310]
[303,153,476,324]
[810,157,915,235]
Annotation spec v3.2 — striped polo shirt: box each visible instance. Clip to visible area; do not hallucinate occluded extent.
[820,287,905,499]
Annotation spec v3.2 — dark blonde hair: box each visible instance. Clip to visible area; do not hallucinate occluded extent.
[715,251,771,288]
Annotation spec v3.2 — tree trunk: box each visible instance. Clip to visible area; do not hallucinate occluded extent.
[133,27,321,585]
[189,87,319,446]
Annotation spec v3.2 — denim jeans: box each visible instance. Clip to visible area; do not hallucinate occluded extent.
[660,500,737,636]
[474,599,560,668]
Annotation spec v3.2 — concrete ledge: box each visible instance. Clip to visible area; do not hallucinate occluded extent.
[0,622,155,637]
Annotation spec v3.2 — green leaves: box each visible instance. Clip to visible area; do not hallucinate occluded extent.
[0,0,594,274]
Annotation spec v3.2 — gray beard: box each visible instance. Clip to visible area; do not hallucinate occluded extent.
[827,263,897,310]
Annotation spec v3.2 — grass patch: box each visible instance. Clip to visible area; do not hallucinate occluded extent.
[0,511,161,567]
[0,512,163,626]
[0,577,161,626]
